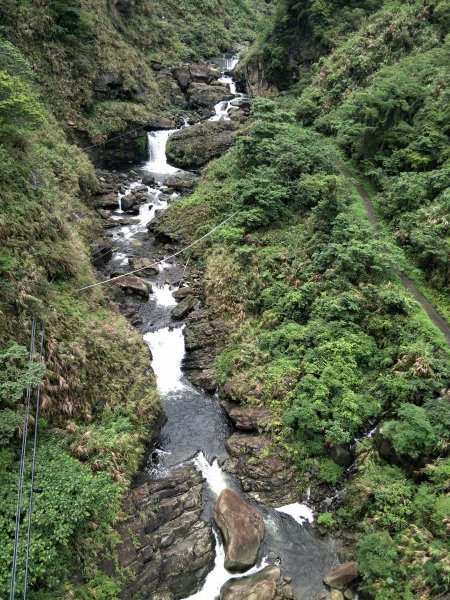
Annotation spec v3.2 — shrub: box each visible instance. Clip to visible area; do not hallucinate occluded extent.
[383,404,439,461]
[319,458,344,484]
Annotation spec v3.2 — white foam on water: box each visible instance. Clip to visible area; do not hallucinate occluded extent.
[153,284,177,307]
[159,259,171,271]
[144,130,179,174]
[112,192,168,239]
[144,326,186,394]
[276,502,314,525]
[184,530,268,600]
[193,452,228,497]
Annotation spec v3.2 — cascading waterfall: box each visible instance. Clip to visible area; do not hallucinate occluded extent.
[145,130,179,174]
[210,54,247,122]
[106,56,337,600]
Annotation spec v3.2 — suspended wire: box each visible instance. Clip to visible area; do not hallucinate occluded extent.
[10,319,37,600]
[23,327,45,600]
[77,210,241,292]
[82,124,150,151]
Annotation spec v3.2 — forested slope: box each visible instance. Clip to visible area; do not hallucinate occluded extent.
[160,1,450,597]
[245,0,450,309]
[0,2,262,597]
[0,0,261,142]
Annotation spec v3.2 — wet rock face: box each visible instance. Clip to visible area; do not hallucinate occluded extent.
[227,406,272,432]
[88,129,149,168]
[220,565,281,600]
[225,434,298,507]
[166,120,238,170]
[324,562,359,591]
[116,465,215,600]
[182,309,227,391]
[115,275,152,298]
[214,489,265,572]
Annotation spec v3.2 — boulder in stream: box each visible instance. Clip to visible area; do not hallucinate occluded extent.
[115,275,152,298]
[220,565,281,600]
[129,257,159,277]
[324,562,359,590]
[171,295,198,320]
[213,488,265,572]
[189,82,233,108]
[172,286,196,300]
[166,120,238,170]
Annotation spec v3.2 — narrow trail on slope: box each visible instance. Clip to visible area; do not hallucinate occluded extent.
[338,163,450,346]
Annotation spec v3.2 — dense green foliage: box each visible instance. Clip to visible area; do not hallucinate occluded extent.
[0,0,262,140]
[289,1,450,297]
[0,35,160,598]
[162,96,450,598]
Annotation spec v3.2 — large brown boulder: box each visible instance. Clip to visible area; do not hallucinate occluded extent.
[213,489,265,572]
[220,565,281,600]
[166,120,237,170]
[115,275,152,298]
[324,562,359,590]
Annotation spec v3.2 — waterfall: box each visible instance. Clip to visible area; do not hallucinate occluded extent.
[143,326,186,394]
[144,130,179,174]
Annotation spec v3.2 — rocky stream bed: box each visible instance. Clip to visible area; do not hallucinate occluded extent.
[91,56,359,600]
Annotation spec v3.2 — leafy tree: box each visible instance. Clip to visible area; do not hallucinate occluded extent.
[383,404,440,461]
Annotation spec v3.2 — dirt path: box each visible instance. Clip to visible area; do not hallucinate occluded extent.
[339,163,450,346]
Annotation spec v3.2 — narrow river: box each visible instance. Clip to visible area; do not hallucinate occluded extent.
[106,55,338,600]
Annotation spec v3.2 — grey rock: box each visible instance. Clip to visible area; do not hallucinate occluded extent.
[115,275,152,298]
[166,120,238,170]
[171,295,198,320]
[117,465,215,599]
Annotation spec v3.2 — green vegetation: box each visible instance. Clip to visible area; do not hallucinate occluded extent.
[0,0,263,140]
[0,35,160,598]
[161,94,450,598]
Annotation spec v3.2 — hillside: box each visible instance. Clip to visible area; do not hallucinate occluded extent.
[0,0,262,143]
[158,2,450,598]
[1,1,449,599]
[0,3,262,598]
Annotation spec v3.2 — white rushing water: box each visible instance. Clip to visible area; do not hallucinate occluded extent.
[185,530,268,600]
[193,452,229,497]
[210,55,247,122]
[152,284,178,307]
[144,326,186,394]
[276,503,314,525]
[144,130,179,174]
